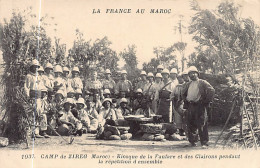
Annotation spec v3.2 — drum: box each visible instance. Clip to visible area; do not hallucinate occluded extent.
[159,89,171,99]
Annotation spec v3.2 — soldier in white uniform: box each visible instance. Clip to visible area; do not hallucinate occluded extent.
[102,69,116,96]
[63,66,70,90]
[156,64,164,74]
[24,59,44,138]
[69,67,83,93]
[136,70,148,91]
[53,65,67,96]
[42,62,54,93]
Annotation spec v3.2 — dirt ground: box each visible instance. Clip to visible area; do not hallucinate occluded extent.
[3,126,226,152]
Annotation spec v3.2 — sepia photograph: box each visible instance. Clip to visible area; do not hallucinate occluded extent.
[0,0,259,167]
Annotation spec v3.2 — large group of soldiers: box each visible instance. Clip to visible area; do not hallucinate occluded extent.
[24,59,215,148]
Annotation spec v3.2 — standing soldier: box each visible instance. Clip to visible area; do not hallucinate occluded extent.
[143,72,156,114]
[156,64,164,74]
[115,70,133,98]
[136,70,148,91]
[182,69,190,83]
[171,73,186,136]
[42,62,54,94]
[153,73,163,114]
[24,59,44,138]
[69,67,83,93]
[63,66,70,90]
[53,65,67,96]
[169,68,178,86]
[84,70,103,100]
[157,69,177,122]
[102,69,116,97]
[182,66,215,148]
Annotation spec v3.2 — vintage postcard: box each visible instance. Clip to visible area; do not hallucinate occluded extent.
[0,0,259,168]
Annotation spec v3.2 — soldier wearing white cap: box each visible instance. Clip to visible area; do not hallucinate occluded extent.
[115,70,133,97]
[153,73,164,114]
[98,98,117,126]
[84,70,103,97]
[69,66,83,94]
[102,69,116,96]
[103,89,111,98]
[132,88,147,115]
[157,69,177,122]
[53,65,67,96]
[85,97,99,132]
[182,69,190,83]
[74,98,90,134]
[170,68,178,85]
[24,59,45,138]
[143,72,156,114]
[116,98,131,117]
[62,66,70,90]
[136,70,148,91]
[57,98,83,136]
[42,62,54,93]
[182,66,215,148]
[157,64,164,73]
[170,73,186,136]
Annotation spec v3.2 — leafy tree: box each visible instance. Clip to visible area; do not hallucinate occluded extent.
[68,31,119,79]
[143,45,177,73]
[188,0,260,75]
[119,45,140,81]
[0,9,55,142]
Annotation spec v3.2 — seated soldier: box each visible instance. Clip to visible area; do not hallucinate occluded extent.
[92,92,102,113]
[67,87,75,99]
[75,98,90,134]
[98,98,117,126]
[133,88,147,115]
[85,98,99,133]
[116,98,131,118]
[56,98,83,136]
[75,88,83,101]
[103,89,111,98]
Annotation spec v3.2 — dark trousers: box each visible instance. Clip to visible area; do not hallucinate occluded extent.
[186,102,209,145]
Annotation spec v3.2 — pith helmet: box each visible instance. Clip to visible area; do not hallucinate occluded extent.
[38,66,44,72]
[63,67,70,72]
[136,88,143,93]
[182,69,189,75]
[45,62,53,69]
[188,66,199,75]
[102,98,112,106]
[30,59,40,67]
[119,98,128,104]
[155,73,162,78]
[147,72,154,78]
[157,64,163,70]
[54,65,63,73]
[161,69,169,74]
[76,98,85,107]
[140,70,147,76]
[72,67,80,73]
[170,68,178,74]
